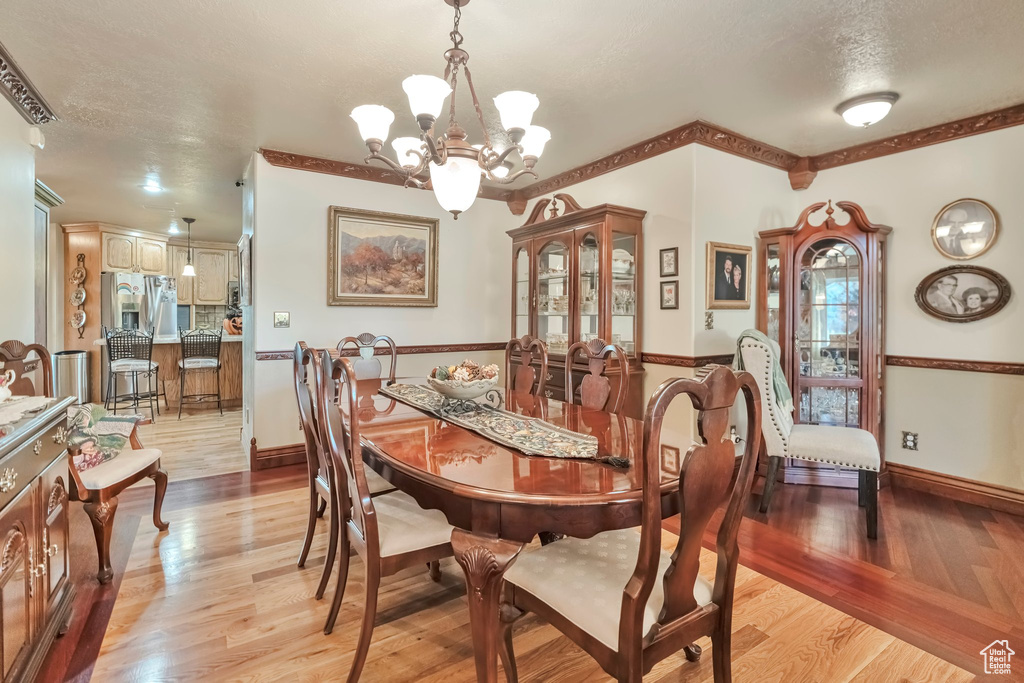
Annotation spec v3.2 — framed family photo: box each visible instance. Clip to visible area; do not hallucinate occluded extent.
[327,206,439,307]
[659,247,678,277]
[914,265,1011,323]
[706,241,752,310]
[931,198,998,260]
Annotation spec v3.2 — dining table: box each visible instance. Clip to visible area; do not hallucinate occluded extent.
[340,377,684,683]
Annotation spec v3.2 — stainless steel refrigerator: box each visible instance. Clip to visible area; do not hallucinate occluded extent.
[100,272,178,400]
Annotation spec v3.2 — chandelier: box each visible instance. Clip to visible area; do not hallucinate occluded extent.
[350,0,549,219]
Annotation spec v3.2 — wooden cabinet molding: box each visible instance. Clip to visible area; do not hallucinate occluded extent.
[193,249,228,305]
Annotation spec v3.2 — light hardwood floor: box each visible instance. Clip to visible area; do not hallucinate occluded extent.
[90,478,973,682]
[134,407,247,483]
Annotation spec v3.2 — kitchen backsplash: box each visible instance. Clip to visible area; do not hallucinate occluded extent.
[195,305,228,330]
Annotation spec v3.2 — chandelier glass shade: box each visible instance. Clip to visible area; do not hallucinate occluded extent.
[350,0,549,218]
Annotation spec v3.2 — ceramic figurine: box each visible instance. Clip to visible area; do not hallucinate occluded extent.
[0,370,15,403]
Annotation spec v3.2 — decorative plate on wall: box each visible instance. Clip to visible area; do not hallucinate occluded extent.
[70,265,87,284]
[70,288,86,307]
[914,265,1011,323]
[931,198,998,260]
[70,310,87,328]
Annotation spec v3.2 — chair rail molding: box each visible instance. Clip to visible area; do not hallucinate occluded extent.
[641,352,736,368]
[0,40,57,124]
[885,355,1024,376]
[255,341,506,361]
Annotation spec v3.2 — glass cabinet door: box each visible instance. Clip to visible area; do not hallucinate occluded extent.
[610,232,637,356]
[578,232,600,347]
[765,243,781,344]
[514,246,530,338]
[796,238,861,427]
[537,239,571,355]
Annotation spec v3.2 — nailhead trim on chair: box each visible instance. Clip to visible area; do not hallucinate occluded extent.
[786,455,879,472]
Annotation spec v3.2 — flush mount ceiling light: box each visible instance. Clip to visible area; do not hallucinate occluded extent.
[350,0,549,219]
[836,92,900,127]
[181,217,196,277]
[140,179,163,193]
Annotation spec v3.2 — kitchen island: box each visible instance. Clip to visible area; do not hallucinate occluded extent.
[93,334,242,409]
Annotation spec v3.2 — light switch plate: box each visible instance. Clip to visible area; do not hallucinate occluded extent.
[705,311,714,330]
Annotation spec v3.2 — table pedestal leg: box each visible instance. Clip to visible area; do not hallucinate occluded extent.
[451,528,525,683]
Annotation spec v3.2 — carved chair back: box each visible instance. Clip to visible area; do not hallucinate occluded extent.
[0,340,53,398]
[337,333,397,382]
[293,342,336,486]
[105,326,154,364]
[564,339,629,413]
[618,365,761,664]
[315,351,380,550]
[179,327,222,362]
[504,336,549,396]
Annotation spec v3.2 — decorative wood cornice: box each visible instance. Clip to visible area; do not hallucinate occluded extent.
[885,355,1024,376]
[0,41,57,125]
[259,148,512,202]
[641,352,735,368]
[517,120,800,201]
[255,341,506,361]
[810,102,1024,171]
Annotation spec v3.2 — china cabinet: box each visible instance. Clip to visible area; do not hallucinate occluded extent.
[507,194,646,417]
[757,200,891,486]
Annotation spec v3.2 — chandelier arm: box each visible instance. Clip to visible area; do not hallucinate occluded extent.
[489,144,522,167]
[462,65,492,150]
[422,134,446,165]
[365,151,421,178]
[482,167,538,184]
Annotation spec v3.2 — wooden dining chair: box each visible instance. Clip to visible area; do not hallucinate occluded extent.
[504,335,549,396]
[564,338,630,413]
[337,333,397,382]
[499,365,762,682]
[293,343,395,604]
[314,351,455,679]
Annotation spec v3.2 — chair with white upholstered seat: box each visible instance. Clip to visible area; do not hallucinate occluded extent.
[315,351,454,680]
[177,328,223,419]
[499,365,763,683]
[738,334,879,538]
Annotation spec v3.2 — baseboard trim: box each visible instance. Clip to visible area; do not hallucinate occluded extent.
[888,463,1024,516]
[250,438,306,470]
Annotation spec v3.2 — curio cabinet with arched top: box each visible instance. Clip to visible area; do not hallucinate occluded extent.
[757,201,891,486]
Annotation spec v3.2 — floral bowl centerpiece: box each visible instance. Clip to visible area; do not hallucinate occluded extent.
[427,360,499,400]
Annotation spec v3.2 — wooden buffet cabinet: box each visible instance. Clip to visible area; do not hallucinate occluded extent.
[0,396,75,682]
[756,201,890,487]
[508,194,646,417]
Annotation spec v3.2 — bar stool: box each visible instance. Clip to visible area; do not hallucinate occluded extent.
[104,326,160,419]
[177,328,223,419]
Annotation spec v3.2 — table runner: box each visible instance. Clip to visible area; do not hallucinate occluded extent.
[379,383,629,467]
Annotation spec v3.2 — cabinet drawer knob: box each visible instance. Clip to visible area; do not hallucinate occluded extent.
[33,440,42,455]
[53,426,67,444]
[0,468,17,493]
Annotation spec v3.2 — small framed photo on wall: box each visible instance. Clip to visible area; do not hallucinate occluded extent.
[659,247,678,277]
[660,280,679,309]
[706,241,752,310]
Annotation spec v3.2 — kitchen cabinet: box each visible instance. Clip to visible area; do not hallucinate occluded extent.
[229,246,239,283]
[101,233,167,275]
[170,246,193,304]
[0,396,76,682]
[194,248,228,305]
[507,194,646,417]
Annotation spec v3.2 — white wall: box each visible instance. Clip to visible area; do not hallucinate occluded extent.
[0,102,35,342]
[808,125,1024,489]
[250,154,511,449]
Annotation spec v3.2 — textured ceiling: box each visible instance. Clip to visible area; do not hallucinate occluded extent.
[5,0,1024,242]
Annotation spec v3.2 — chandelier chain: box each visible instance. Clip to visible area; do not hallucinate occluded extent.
[450,0,463,49]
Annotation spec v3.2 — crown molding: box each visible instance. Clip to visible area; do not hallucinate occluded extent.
[516,120,800,202]
[0,41,57,125]
[808,102,1024,172]
[258,148,513,202]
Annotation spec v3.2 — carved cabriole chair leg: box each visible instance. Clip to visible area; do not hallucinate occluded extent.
[759,455,782,513]
[150,467,170,531]
[83,497,119,584]
[498,600,523,683]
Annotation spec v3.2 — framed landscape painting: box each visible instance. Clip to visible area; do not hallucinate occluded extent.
[327,206,439,307]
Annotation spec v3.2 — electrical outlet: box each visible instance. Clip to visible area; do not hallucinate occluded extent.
[705,311,714,330]
[902,431,919,451]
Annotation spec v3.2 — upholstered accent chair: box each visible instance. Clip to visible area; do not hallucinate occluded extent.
[66,404,169,584]
[314,351,454,679]
[292,342,394,609]
[564,339,630,413]
[337,333,398,382]
[739,336,879,538]
[499,365,762,682]
[504,335,550,396]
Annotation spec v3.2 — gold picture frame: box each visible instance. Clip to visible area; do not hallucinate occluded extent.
[930,198,999,261]
[327,206,439,307]
[706,241,752,310]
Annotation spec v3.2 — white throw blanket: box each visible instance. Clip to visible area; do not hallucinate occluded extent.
[0,395,55,427]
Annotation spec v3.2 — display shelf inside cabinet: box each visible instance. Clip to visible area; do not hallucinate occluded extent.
[757,200,891,488]
[508,194,646,417]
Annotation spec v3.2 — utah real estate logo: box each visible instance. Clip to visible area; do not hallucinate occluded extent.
[980,640,1014,675]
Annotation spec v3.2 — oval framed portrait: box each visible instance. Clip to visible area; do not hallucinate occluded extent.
[931,198,998,260]
[914,265,1011,323]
